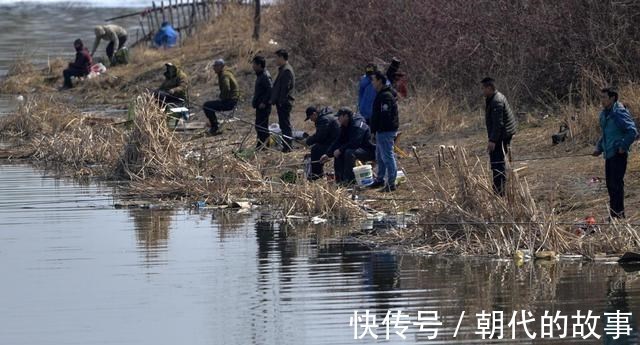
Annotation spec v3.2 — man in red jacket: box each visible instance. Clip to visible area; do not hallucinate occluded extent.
[61,39,92,90]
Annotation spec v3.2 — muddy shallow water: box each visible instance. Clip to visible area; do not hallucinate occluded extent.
[0,164,638,344]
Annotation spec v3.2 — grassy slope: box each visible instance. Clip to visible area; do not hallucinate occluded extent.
[2,5,640,255]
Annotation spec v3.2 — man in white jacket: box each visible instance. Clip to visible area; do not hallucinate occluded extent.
[91,24,128,62]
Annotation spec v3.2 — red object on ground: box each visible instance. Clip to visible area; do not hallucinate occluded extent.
[394,73,408,98]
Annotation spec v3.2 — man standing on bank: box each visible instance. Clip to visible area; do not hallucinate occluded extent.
[270,49,296,152]
[251,55,272,150]
[481,77,517,196]
[593,87,637,219]
[203,59,240,136]
[368,71,400,193]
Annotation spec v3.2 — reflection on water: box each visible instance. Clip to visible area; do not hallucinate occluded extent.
[1,164,640,345]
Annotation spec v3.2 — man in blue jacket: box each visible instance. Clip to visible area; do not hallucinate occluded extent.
[305,106,340,180]
[357,63,378,124]
[593,87,638,219]
[321,108,375,185]
[154,22,178,48]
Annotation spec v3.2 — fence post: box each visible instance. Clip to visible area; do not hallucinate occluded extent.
[168,0,174,26]
[253,0,260,40]
[152,2,162,33]
[160,0,166,22]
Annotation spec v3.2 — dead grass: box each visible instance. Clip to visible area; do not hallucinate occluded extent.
[2,3,640,258]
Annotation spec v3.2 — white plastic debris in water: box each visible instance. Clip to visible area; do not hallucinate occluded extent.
[16,95,24,102]
[185,150,201,160]
[311,216,327,224]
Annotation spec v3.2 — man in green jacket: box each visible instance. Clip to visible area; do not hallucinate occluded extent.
[203,59,240,135]
[593,87,637,219]
[154,62,188,106]
[270,49,295,152]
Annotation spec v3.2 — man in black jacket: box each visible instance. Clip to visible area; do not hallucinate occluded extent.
[321,108,376,185]
[368,71,400,192]
[482,77,517,196]
[270,49,296,152]
[305,106,340,180]
[252,56,272,150]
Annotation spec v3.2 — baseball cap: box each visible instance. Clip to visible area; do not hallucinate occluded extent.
[305,106,317,121]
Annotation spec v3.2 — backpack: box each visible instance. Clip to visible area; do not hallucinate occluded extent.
[112,47,130,66]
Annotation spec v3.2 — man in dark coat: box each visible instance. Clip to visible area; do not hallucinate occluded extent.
[270,49,296,152]
[251,55,272,149]
[305,106,340,180]
[368,71,400,192]
[321,108,376,185]
[482,77,517,196]
[61,39,92,90]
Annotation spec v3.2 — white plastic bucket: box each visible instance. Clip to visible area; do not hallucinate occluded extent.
[396,170,407,185]
[353,165,374,187]
[268,123,281,134]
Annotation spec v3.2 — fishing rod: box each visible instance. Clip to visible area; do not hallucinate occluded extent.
[189,101,302,142]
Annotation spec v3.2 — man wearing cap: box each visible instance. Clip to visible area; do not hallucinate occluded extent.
[481,77,517,196]
[321,108,375,185]
[252,55,272,149]
[357,63,378,124]
[270,49,296,152]
[154,62,188,106]
[91,24,128,62]
[203,59,240,135]
[305,106,340,180]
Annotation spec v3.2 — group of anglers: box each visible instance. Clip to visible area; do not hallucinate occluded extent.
[61,23,178,89]
[161,49,403,193]
[60,26,639,215]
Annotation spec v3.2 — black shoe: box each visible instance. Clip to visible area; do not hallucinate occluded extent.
[367,180,385,189]
[379,184,397,193]
[208,128,223,136]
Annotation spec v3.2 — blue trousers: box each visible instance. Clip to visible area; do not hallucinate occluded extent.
[375,131,398,186]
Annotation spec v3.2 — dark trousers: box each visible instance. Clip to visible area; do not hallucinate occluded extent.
[203,99,237,131]
[63,68,87,88]
[334,148,376,184]
[276,103,293,150]
[255,107,271,148]
[309,144,331,180]
[489,137,512,196]
[605,153,628,218]
[106,35,128,60]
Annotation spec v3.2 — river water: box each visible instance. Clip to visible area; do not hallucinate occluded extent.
[1,2,640,344]
[1,164,639,344]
